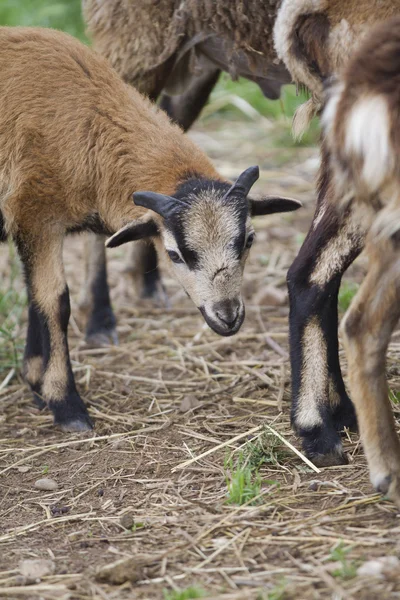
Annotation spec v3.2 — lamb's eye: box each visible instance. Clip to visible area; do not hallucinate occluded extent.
[246,232,255,248]
[167,250,184,264]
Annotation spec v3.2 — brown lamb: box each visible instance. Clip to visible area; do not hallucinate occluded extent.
[0,26,300,432]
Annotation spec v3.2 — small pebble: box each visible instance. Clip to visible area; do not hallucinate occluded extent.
[34,478,59,491]
[357,556,400,577]
[50,505,70,516]
[19,559,55,582]
[120,513,134,530]
[179,395,200,413]
[18,465,31,473]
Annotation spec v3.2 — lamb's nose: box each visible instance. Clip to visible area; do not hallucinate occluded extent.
[213,299,240,328]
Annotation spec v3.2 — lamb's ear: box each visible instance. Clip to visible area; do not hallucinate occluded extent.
[105,219,159,248]
[250,196,302,216]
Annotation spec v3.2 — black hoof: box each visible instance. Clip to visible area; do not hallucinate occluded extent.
[86,305,117,347]
[141,277,169,308]
[311,449,348,467]
[59,416,94,433]
[85,327,118,347]
[299,422,347,467]
[50,395,93,432]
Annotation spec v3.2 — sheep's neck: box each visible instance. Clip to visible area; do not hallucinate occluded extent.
[92,102,219,233]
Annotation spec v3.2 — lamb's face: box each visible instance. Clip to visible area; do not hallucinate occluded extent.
[157,182,252,336]
[106,166,301,337]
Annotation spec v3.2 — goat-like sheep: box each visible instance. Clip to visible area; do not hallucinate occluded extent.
[80,0,291,345]
[322,15,400,507]
[273,0,400,467]
[0,27,300,431]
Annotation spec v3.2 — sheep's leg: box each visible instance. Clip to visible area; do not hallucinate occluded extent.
[18,234,93,431]
[123,240,167,305]
[159,67,220,131]
[79,233,118,346]
[341,239,400,508]
[23,298,45,409]
[287,201,364,466]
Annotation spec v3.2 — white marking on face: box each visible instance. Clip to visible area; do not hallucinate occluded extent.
[159,190,252,333]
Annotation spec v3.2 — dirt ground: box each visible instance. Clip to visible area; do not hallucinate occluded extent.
[1,116,400,600]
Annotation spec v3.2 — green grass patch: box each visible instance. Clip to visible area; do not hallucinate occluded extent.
[163,587,206,600]
[389,390,400,405]
[338,281,359,313]
[329,542,358,580]
[258,579,288,600]
[243,432,288,469]
[225,460,262,505]
[225,432,286,505]
[0,0,86,40]
[207,77,320,146]
[0,244,26,378]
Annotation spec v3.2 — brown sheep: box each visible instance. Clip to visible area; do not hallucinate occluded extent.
[0,26,300,431]
[80,0,291,346]
[272,0,400,467]
[322,16,400,507]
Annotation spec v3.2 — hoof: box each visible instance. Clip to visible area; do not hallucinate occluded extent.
[374,474,400,509]
[50,396,93,432]
[85,328,119,347]
[376,474,392,495]
[299,422,347,467]
[59,416,94,433]
[311,449,349,467]
[141,281,170,308]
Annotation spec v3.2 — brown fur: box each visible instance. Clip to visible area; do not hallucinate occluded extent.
[0,26,217,421]
[0,27,219,240]
[324,17,400,507]
[83,0,283,91]
[274,0,400,134]
[1,27,300,429]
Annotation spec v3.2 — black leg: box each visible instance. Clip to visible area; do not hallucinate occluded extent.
[23,299,45,409]
[80,234,118,346]
[18,234,93,431]
[287,150,365,466]
[159,68,220,131]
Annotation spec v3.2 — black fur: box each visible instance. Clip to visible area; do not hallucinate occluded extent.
[160,68,221,131]
[16,233,93,429]
[169,176,248,269]
[24,301,45,408]
[85,258,117,341]
[67,213,112,236]
[0,210,6,242]
[106,219,159,248]
[140,242,162,298]
[287,148,362,464]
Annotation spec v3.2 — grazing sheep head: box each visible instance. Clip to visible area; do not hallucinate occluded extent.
[106,166,301,336]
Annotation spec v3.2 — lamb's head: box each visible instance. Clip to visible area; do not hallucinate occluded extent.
[107,166,301,336]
